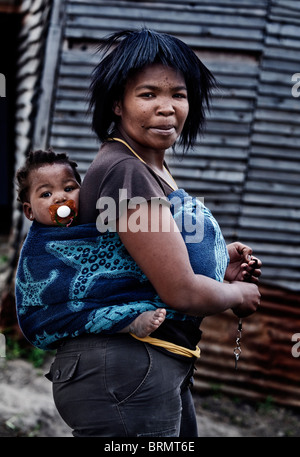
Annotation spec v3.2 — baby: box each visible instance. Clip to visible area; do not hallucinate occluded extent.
[16,149,166,338]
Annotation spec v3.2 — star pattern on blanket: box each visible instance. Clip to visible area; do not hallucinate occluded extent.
[45,232,147,312]
[16,258,58,315]
[33,330,70,350]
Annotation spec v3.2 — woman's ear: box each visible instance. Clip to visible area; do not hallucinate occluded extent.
[23,202,34,221]
[113,100,122,116]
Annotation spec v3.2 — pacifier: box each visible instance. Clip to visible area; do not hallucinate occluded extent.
[49,200,78,227]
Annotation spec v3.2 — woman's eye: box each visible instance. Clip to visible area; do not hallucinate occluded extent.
[140,92,155,98]
[174,93,187,99]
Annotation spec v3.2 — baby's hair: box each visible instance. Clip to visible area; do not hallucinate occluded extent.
[89,28,217,152]
[16,148,81,203]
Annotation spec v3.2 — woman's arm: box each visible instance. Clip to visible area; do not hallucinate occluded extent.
[117,202,260,318]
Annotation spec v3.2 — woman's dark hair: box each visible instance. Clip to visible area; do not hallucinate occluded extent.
[16,149,81,203]
[89,28,217,152]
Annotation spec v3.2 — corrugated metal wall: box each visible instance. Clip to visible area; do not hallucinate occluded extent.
[12,0,53,239]
[197,286,300,408]
[47,0,300,293]
[14,0,53,176]
[0,0,55,340]
[239,2,300,292]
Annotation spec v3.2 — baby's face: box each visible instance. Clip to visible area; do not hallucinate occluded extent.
[23,163,80,226]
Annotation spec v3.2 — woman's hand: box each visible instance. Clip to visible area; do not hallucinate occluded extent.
[225,242,262,284]
[230,281,261,318]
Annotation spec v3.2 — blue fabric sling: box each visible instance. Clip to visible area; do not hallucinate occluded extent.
[15,189,229,350]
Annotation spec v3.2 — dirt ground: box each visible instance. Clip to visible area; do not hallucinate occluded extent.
[194,391,300,437]
[0,356,299,438]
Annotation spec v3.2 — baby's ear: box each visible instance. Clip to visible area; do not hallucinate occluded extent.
[23,202,34,221]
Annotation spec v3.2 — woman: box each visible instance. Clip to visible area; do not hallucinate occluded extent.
[47,29,261,437]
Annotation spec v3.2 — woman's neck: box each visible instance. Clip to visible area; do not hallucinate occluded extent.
[115,128,166,171]
[112,129,177,191]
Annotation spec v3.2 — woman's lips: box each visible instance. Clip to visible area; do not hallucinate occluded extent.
[149,126,176,135]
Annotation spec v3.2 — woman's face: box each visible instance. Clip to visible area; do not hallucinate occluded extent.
[113,63,189,154]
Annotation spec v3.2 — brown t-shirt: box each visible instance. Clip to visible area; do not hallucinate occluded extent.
[79,140,173,224]
[79,139,202,356]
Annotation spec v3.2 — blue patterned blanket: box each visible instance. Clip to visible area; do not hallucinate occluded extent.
[15,189,229,350]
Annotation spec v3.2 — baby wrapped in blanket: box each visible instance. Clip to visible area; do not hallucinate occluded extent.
[15,150,229,351]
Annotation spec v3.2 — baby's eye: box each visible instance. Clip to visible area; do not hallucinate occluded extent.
[41,191,51,198]
[65,186,73,192]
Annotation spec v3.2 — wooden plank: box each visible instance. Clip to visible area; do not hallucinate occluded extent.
[66,4,266,29]
[50,134,99,149]
[16,58,40,79]
[170,167,245,183]
[272,0,300,11]
[17,42,44,66]
[267,22,300,39]
[205,121,251,134]
[167,146,248,161]
[255,108,300,123]
[252,133,300,149]
[271,5,300,17]
[264,46,300,62]
[169,157,246,172]
[251,145,300,160]
[170,177,242,193]
[230,240,300,256]
[247,169,300,186]
[248,157,300,173]
[238,216,300,233]
[261,58,300,74]
[256,96,300,112]
[52,113,91,126]
[26,0,46,13]
[243,192,300,208]
[253,120,299,136]
[53,99,88,113]
[235,226,300,244]
[270,13,300,27]
[68,0,267,6]
[66,24,263,44]
[67,0,267,15]
[50,122,91,137]
[33,0,66,149]
[266,34,300,50]
[244,180,300,197]
[59,64,94,77]
[64,26,264,51]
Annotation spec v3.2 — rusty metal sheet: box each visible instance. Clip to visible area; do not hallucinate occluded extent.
[194,285,300,408]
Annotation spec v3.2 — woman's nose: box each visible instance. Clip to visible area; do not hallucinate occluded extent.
[157,98,175,116]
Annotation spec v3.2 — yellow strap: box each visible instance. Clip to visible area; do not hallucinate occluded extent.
[110,137,147,163]
[130,333,201,358]
[109,137,177,191]
[109,138,194,358]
